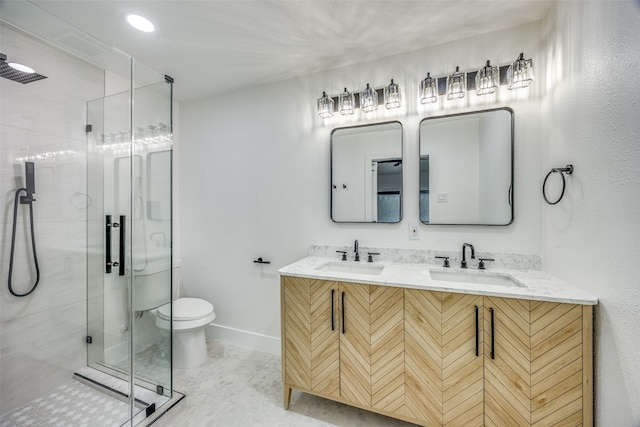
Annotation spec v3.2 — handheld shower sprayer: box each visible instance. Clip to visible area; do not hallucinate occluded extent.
[22,161,35,203]
[8,162,41,297]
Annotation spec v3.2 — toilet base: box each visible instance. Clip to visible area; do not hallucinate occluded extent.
[173,327,209,369]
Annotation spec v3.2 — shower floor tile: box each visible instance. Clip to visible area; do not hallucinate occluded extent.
[0,379,130,427]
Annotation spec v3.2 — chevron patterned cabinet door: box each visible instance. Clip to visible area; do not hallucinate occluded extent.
[484,297,593,427]
[370,284,405,415]
[339,282,405,414]
[405,289,484,427]
[441,292,484,427]
[339,281,373,407]
[484,297,533,427]
[282,276,340,405]
[530,302,587,426]
[405,289,443,425]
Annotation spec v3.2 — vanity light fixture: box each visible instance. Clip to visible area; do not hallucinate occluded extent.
[338,88,355,115]
[418,53,534,106]
[317,91,334,119]
[446,66,466,100]
[126,14,155,33]
[360,83,378,113]
[420,72,438,104]
[507,52,533,89]
[475,60,499,95]
[384,79,401,109]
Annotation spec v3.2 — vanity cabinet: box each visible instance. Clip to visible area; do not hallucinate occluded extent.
[281,276,593,427]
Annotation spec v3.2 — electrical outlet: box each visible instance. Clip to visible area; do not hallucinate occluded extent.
[409,224,419,240]
[438,193,448,202]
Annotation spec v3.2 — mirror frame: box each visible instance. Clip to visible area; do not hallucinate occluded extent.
[418,107,514,226]
[330,120,404,224]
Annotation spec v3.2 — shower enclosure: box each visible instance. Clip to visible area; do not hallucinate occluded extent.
[83,68,175,424]
[0,2,178,425]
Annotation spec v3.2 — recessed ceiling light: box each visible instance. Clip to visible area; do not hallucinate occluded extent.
[126,14,155,33]
[8,63,35,74]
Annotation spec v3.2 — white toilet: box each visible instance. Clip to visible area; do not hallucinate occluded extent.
[154,264,216,369]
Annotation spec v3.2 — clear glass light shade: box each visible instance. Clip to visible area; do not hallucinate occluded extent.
[384,79,401,109]
[360,83,378,113]
[507,53,533,90]
[447,66,466,100]
[338,88,355,115]
[420,73,438,104]
[317,91,334,119]
[476,60,499,95]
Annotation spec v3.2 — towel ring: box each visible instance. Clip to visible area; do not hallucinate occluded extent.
[543,164,573,205]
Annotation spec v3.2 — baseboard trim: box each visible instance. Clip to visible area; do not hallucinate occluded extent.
[204,323,280,356]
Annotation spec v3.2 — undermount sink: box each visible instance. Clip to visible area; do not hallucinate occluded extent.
[318,261,385,276]
[430,269,525,287]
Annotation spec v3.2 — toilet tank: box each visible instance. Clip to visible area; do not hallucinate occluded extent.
[132,253,173,311]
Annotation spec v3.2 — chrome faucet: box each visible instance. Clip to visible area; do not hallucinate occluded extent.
[354,240,360,262]
[461,243,475,268]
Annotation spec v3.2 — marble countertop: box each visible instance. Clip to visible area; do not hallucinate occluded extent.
[279,256,598,305]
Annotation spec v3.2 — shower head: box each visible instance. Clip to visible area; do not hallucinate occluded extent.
[0,53,47,84]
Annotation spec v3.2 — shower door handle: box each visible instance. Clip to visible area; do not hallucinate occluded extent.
[108,215,126,276]
[117,215,125,276]
[105,215,112,274]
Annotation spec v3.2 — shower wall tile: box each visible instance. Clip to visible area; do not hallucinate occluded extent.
[1,220,87,322]
[1,24,103,413]
[0,26,104,138]
[0,120,89,224]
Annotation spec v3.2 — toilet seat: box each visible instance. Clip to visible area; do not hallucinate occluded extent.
[157,297,214,321]
[156,297,216,331]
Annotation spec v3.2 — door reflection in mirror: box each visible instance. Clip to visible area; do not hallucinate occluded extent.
[331,121,403,223]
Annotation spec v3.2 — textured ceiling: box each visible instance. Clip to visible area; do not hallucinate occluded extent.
[28,1,554,102]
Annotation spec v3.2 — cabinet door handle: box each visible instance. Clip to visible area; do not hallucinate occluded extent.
[341,292,346,334]
[331,289,335,331]
[475,305,479,357]
[490,307,495,359]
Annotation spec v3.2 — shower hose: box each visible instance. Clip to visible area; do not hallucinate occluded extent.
[8,188,40,297]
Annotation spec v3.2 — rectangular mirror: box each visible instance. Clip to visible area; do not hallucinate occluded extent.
[331,121,403,223]
[419,108,513,225]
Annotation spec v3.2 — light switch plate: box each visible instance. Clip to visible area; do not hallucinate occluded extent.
[409,224,419,240]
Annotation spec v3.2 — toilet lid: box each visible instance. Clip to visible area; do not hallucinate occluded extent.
[157,298,214,321]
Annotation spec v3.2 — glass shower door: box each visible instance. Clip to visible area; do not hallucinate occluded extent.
[86,66,173,425]
[86,89,137,424]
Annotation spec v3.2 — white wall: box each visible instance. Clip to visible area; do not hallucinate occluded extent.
[541,1,640,425]
[179,22,544,353]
